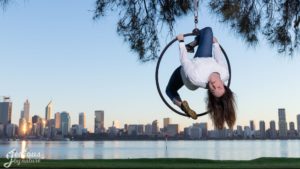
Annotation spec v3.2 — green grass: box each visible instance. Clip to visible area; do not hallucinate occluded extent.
[0,158,300,169]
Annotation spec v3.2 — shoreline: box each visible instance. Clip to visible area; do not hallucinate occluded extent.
[1,157,300,169]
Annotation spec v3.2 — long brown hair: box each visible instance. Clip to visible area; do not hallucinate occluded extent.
[206,85,236,129]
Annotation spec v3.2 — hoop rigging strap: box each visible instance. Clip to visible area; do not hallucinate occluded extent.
[194,0,199,29]
[155,33,232,117]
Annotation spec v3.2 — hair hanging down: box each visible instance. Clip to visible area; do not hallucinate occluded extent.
[207,86,236,129]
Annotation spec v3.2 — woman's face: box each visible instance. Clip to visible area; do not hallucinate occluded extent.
[208,74,225,97]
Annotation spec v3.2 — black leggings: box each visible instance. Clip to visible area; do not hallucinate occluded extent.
[165,66,183,102]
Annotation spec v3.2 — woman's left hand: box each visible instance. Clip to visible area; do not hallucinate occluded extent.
[213,37,218,43]
[177,34,184,41]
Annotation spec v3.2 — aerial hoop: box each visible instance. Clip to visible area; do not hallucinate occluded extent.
[155,32,232,117]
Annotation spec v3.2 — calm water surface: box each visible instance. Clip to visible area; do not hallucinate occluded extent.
[0,140,299,160]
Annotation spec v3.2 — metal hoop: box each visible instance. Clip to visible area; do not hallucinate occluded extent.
[155,33,231,117]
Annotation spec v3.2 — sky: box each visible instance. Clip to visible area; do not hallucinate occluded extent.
[1,0,300,132]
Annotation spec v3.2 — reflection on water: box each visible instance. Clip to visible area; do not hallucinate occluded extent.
[280,141,288,157]
[20,140,28,159]
[0,140,299,160]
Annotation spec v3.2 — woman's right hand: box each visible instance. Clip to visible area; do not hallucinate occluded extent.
[177,34,184,41]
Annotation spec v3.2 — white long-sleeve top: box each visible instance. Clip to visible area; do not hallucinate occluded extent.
[179,42,229,89]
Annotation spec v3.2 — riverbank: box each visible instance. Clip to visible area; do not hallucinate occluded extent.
[1,158,300,169]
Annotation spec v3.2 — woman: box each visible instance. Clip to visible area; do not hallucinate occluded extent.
[165,27,236,129]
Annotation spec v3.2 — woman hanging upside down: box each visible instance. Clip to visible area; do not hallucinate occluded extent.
[165,27,236,129]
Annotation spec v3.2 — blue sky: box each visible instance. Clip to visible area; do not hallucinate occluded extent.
[1,0,300,132]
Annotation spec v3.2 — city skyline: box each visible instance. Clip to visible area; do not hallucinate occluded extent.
[1,97,300,133]
[1,0,300,132]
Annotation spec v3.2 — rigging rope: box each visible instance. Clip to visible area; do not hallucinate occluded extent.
[194,0,199,29]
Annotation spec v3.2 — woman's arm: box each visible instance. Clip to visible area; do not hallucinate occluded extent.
[213,37,229,81]
[213,38,228,68]
[176,34,193,67]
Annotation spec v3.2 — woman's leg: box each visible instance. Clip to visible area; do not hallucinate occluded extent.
[166,66,184,107]
[165,66,198,120]
[194,27,213,58]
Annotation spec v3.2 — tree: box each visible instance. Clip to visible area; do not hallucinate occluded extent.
[1,0,300,62]
[93,0,193,62]
[95,0,300,60]
[209,0,300,56]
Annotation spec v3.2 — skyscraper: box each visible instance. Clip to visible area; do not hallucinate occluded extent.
[60,111,70,136]
[297,114,300,134]
[259,120,266,139]
[278,108,287,138]
[289,122,295,130]
[269,120,276,139]
[163,118,171,128]
[55,112,61,129]
[0,97,12,125]
[79,112,86,129]
[94,110,104,133]
[199,122,208,138]
[152,120,159,135]
[19,118,27,136]
[45,101,53,121]
[250,120,255,131]
[20,110,24,119]
[23,99,30,122]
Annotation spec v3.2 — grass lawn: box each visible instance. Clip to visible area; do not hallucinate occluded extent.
[0,157,300,169]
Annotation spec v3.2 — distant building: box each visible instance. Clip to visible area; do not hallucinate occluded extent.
[0,97,12,125]
[145,124,152,136]
[288,122,297,138]
[23,99,30,122]
[250,120,255,131]
[46,119,56,138]
[236,125,243,138]
[166,124,179,137]
[112,120,120,129]
[60,111,71,137]
[0,124,4,137]
[79,112,86,129]
[199,123,208,138]
[5,123,17,138]
[32,115,41,124]
[18,118,27,136]
[244,126,251,139]
[137,124,144,135]
[94,110,105,134]
[128,125,138,135]
[152,120,159,135]
[278,108,287,138]
[190,125,202,139]
[124,124,128,133]
[163,118,171,129]
[71,124,83,136]
[55,112,61,129]
[259,121,266,139]
[269,120,277,139]
[183,127,191,138]
[297,114,300,135]
[45,101,53,121]
[107,125,118,136]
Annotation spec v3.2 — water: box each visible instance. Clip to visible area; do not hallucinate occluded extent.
[0,140,299,160]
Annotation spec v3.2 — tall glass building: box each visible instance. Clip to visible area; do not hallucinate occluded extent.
[94,110,104,133]
[0,98,12,125]
[278,108,287,137]
[45,101,53,121]
[60,111,71,136]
